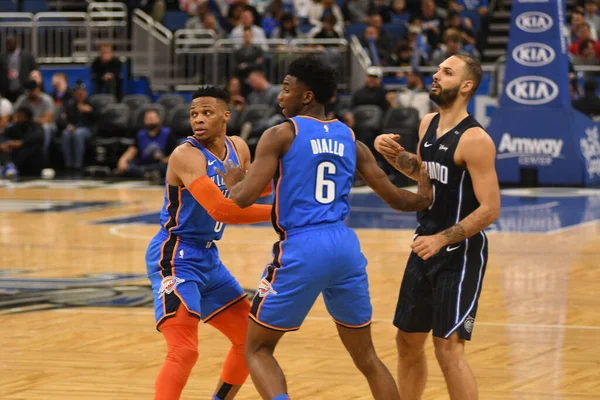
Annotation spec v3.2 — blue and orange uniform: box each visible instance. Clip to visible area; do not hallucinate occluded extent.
[250,116,373,331]
[147,136,248,327]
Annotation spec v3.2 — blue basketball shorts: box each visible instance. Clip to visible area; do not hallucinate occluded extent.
[250,221,373,331]
[146,230,247,330]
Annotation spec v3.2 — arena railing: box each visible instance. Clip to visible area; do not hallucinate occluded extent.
[33,12,90,64]
[172,29,217,91]
[0,13,34,55]
[132,9,155,84]
[349,35,371,92]
[87,2,129,58]
[289,38,349,90]
[212,38,289,86]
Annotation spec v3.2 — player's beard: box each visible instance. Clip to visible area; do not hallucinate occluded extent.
[429,84,460,108]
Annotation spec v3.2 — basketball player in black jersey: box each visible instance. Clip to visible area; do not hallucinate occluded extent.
[375,54,500,400]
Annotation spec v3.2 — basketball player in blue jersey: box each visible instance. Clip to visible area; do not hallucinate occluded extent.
[375,55,500,400]
[146,86,273,400]
[217,56,432,400]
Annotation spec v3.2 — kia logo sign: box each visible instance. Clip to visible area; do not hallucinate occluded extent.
[516,11,553,33]
[505,76,559,105]
[512,42,555,67]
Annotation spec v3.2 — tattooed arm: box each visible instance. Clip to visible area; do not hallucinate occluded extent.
[443,127,500,241]
[374,113,437,181]
[410,127,500,260]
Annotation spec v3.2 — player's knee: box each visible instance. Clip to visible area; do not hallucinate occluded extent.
[167,344,199,372]
[433,337,464,368]
[396,331,426,359]
[351,348,381,375]
[244,340,275,362]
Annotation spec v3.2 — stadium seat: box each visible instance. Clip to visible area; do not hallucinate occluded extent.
[227,105,242,135]
[0,1,18,12]
[240,104,274,126]
[345,24,367,39]
[381,107,420,153]
[162,11,188,32]
[166,104,193,138]
[157,94,186,111]
[383,23,408,39]
[89,94,117,116]
[23,0,49,13]
[122,94,151,112]
[96,104,130,138]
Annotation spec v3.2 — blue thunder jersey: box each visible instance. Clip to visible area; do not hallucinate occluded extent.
[271,116,356,237]
[158,136,241,242]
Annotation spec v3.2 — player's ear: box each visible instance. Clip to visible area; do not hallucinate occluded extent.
[303,90,314,105]
[222,105,230,121]
[461,80,473,95]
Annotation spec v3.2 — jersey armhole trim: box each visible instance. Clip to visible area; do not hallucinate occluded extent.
[288,118,298,136]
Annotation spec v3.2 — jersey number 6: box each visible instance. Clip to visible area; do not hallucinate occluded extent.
[315,161,336,204]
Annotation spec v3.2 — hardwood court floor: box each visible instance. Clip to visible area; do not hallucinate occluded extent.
[0,181,599,399]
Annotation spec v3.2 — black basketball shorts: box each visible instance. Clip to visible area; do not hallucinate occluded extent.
[393,231,488,340]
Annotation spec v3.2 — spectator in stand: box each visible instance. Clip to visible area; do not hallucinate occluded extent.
[312,14,342,39]
[0,94,13,134]
[573,79,600,119]
[379,0,410,24]
[0,35,37,103]
[361,24,397,66]
[584,0,600,36]
[410,0,444,50]
[261,0,284,37]
[91,43,123,101]
[29,70,46,93]
[239,68,284,140]
[226,76,247,112]
[308,0,345,38]
[449,0,489,50]
[184,1,210,28]
[395,68,436,119]
[228,0,262,27]
[431,28,480,66]
[394,41,413,69]
[234,28,265,84]
[202,13,227,37]
[344,0,375,24]
[0,106,44,178]
[444,10,476,47]
[569,22,600,60]
[50,73,73,111]
[115,109,177,183]
[352,66,389,111]
[571,10,597,43]
[572,39,600,80]
[61,80,94,174]
[231,9,268,51]
[14,80,56,161]
[246,69,280,108]
[227,2,244,30]
[271,13,301,39]
[179,0,206,15]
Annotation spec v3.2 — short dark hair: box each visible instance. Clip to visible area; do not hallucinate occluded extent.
[580,38,595,53]
[287,55,337,104]
[453,54,483,98]
[15,106,34,120]
[192,85,230,104]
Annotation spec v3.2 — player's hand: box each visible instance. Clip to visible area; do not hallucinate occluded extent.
[374,134,404,159]
[410,234,447,260]
[217,160,246,189]
[416,164,432,209]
